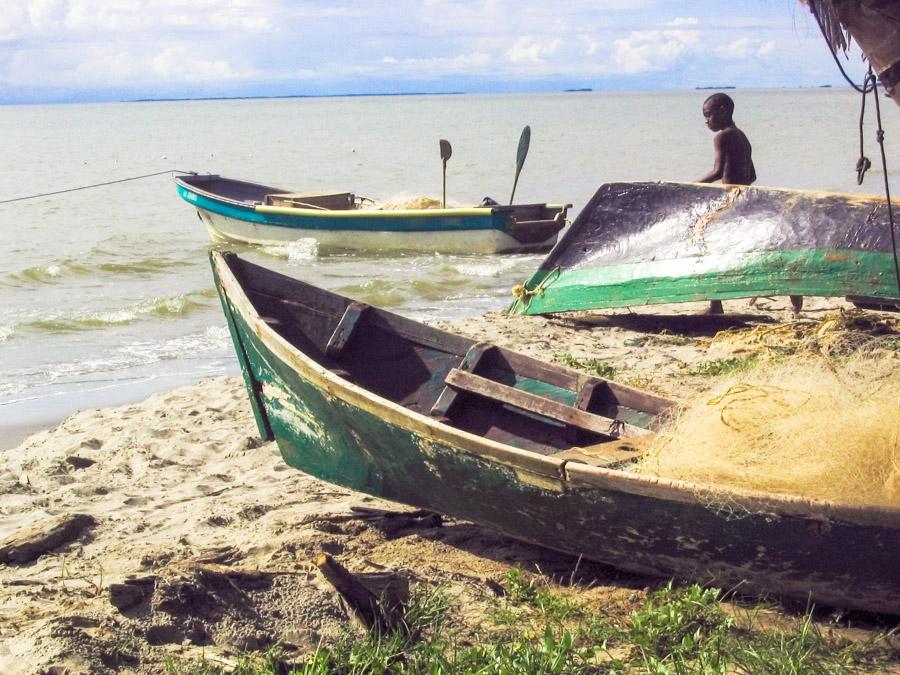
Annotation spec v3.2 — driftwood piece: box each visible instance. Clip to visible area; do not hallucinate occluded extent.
[315,554,405,631]
[108,576,156,612]
[0,513,96,564]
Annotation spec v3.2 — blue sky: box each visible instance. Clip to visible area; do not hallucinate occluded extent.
[0,0,869,104]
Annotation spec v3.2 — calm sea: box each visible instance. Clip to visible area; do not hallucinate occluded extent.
[1,89,897,447]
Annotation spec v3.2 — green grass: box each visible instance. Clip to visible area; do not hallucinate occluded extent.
[555,351,618,379]
[168,571,898,674]
[690,355,760,377]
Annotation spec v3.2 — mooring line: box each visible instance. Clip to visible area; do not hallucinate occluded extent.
[0,169,196,205]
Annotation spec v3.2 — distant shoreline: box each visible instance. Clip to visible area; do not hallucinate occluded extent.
[131,91,466,103]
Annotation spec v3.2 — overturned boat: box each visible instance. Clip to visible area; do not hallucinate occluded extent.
[211,250,900,614]
[176,174,569,254]
[508,181,900,315]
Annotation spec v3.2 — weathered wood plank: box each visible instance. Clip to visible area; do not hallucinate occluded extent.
[495,349,671,413]
[0,514,96,564]
[555,436,653,467]
[444,369,649,438]
[430,342,496,419]
[325,302,368,358]
[567,380,601,443]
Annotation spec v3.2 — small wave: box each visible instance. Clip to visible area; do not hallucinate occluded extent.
[409,277,471,300]
[445,256,529,278]
[18,290,217,333]
[0,325,12,343]
[0,326,233,404]
[334,279,405,307]
[117,326,231,364]
[95,258,195,274]
[5,256,196,286]
[262,239,319,262]
[10,260,91,284]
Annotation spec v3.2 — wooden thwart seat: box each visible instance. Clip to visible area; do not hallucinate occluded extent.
[430,343,495,420]
[442,368,649,438]
[265,191,356,210]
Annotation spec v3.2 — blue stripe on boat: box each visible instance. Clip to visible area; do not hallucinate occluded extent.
[177,185,506,233]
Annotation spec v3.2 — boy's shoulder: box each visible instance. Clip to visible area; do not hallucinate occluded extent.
[716,126,750,145]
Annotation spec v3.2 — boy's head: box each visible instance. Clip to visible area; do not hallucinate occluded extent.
[702,93,734,132]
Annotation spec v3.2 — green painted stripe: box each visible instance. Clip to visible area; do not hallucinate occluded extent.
[179,184,506,232]
[510,249,899,315]
[210,255,274,440]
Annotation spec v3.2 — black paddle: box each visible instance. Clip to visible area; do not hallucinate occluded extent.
[439,139,452,208]
[509,125,531,205]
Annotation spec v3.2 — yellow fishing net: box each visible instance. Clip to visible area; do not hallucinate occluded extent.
[636,311,900,508]
[370,196,444,210]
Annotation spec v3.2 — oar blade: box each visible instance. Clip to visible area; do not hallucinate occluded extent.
[516,126,531,170]
[510,125,531,204]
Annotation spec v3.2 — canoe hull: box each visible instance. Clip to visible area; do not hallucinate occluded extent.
[177,175,567,254]
[212,252,900,615]
[196,206,557,254]
[510,182,900,315]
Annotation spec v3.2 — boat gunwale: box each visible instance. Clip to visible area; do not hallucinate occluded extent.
[677,180,900,205]
[212,250,900,528]
[178,174,568,220]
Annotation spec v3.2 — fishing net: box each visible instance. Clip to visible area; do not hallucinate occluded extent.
[636,311,900,508]
[367,196,444,210]
[705,309,900,360]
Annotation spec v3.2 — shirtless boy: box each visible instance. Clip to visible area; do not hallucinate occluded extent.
[697,93,756,186]
[696,93,801,315]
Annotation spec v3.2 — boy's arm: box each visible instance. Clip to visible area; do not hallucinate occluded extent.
[696,132,724,183]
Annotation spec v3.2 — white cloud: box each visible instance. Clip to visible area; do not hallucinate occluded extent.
[151,46,253,81]
[578,34,604,57]
[505,36,561,64]
[0,4,27,39]
[672,17,699,26]
[612,29,699,74]
[358,52,492,78]
[1,0,280,36]
[714,37,776,60]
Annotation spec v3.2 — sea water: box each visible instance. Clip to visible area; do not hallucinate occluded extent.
[1,89,897,447]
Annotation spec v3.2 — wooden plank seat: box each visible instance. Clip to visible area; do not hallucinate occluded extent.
[265,191,356,210]
[441,368,649,439]
[430,342,496,421]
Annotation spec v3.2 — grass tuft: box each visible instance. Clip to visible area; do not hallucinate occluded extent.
[690,355,759,376]
[555,351,618,379]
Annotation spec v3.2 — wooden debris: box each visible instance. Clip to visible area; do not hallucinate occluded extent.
[314,554,406,631]
[0,513,96,564]
[108,576,156,611]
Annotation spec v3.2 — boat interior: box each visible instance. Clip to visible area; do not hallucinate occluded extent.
[224,254,674,469]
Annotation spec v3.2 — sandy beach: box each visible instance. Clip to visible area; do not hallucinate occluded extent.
[1,296,895,673]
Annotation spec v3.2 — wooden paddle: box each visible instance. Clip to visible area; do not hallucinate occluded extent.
[509,125,531,205]
[439,139,452,208]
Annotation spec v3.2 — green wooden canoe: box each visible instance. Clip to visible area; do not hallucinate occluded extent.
[509,182,900,315]
[211,251,900,614]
